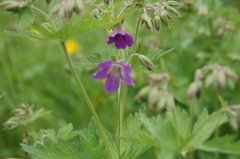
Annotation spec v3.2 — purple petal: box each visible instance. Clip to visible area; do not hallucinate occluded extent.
[98,60,114,68]
[124,33,134,47]
[123,73,135,86]
[93,68,110,79]
[115,36,127,49]
[118,29,127,35]
[119,61,132,73]
[105,73,120,93]
[109,30,118,37]
[107,37,115,44]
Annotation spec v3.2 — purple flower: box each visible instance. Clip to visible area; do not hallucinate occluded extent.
[93,60,135,93]
[107,29,134,49]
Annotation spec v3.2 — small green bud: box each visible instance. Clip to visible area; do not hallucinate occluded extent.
[135,86,150,100]
[148,87,159,109]
[51,0,84,19]
[141,12,153,30]
[0,0,31,13]
[154,15,161,32]
[187,80,202,100]
[138,55,155,71]
[167,1,182,7]
[160,10,170,27]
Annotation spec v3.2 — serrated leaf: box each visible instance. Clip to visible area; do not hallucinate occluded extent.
[21,139,83,159]
[185,110,228,150]
[79,119,118,159]
[57,123,79,141]
[198,135,240,155]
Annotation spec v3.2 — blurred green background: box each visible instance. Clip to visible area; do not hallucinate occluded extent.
[1,0,240,158]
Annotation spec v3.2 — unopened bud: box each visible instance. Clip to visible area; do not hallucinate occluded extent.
[154,15,161,32]
[0,0,31,13]
[138,55,155,71]
[223,67,238,81]
[148,87,159,108]
[218,71,226,89]
[160,10,170,27]
[141,12,153,30]
[187,80,202,100]
[167,1,182,7]
[51,0,84,19]
[135,86,150,100]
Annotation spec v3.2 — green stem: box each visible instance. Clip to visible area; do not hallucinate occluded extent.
[133,17,141,53]
[60,42,114,159]
[117,84,123,158]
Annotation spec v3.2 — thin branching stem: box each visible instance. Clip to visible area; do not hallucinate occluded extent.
[60,41,114,159]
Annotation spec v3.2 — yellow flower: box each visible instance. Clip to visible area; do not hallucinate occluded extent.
[65,39,80,55]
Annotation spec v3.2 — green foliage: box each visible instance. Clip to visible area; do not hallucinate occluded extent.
[3,104,51,130]
[7,1,135,41]
[198,135,240,155]
[123,108,230,158]
[22,119,150,159]
[22,140,83,159]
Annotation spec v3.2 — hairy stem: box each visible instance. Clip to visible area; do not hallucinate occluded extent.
[60,42,114,159]
[133,17,141,53]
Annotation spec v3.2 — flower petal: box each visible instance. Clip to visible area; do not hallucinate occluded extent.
[119,61,132,73]
[107,36,115,44]
[115,35,127,49]
[93,68,110,79]
[119,29,127,35]
[98,60,114,68]
[105,73,120,93]
[123,73,135,86]
[124,33,134,47]
[109,30,118,37]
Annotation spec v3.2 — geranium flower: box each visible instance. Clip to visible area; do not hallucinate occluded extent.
[107,29,134,49]
[93,60,135,93]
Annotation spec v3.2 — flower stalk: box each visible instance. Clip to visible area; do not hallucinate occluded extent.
[60,41,114,159]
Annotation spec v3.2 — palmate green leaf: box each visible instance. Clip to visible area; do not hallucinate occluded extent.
[198,135,240,155]
[79,119,118,159]
[21,139,83,159]
[184,109,228,151]
[7,2,135,41]
[23,120,117,159]
[124,107,232,159]
[120,142,150,159]
[168,108,191,143]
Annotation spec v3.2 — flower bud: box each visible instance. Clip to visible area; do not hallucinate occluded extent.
[138,55,155,71]
[135,86,150,100]
[187,80,202,100]
[51,0,84,19]
[167,1,182,7]
[160,10,170,27]
[223,67,238,81]
[0,0,31,12]
[217,71,226,89]
[148,87,159,108]
[154,15,161,32]
[141,12,153,30]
